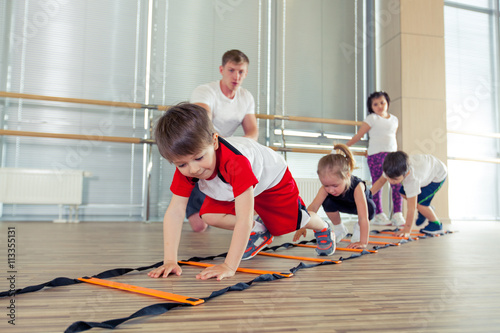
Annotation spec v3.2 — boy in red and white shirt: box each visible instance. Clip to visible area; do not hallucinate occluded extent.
[148,103,335,281]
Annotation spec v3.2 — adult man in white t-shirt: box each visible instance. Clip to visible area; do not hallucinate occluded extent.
[187,50,258,232]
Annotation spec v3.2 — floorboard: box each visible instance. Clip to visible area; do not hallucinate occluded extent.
[1,220,499,332]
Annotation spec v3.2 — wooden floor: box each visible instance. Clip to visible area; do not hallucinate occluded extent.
[1,220,499,333]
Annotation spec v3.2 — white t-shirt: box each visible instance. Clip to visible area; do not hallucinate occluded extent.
[190,81,255,137]
[364,113,398,156]
[390,154,448,198]
[171,136,288,202]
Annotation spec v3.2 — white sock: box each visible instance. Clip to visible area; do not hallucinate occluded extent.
[333,223,345,232]
[252,218,267,233]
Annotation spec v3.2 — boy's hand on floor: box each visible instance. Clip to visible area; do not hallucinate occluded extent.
[148,261,182,278]
[347,241,367,249]
[293,228,307,242]
[196,263,236,281]
[395,226,411,238]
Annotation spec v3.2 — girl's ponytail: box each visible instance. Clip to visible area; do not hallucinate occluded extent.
[318,144,356,194]
[333,143,356,173]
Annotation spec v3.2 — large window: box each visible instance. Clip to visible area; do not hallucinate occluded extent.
[0,1,149,220]
[445,0,500,220]
[0,0,371,221]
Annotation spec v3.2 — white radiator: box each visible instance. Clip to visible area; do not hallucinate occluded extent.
[295,178,322,206]
[0,168,85,222]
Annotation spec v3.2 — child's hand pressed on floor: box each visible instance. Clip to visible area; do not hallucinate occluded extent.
[196,263,236,281]
[293,228,307,242]
[395,225,411,238]
[347,241,367,250]
[148,261,182,278]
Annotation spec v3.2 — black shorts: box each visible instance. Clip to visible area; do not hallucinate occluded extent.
[185,183,206,218]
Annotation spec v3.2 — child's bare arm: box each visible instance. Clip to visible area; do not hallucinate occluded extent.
[196,187,254,281]
[307,187,328,213]
[225,186,254,271]
[346,122,370,147]
[348,183,370,249]
[396,196,416,237]
[370,176,387,196]
[294,188,328,241]
[148,194,188,279]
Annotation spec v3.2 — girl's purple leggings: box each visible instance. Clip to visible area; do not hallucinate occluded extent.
[367,152,402,214]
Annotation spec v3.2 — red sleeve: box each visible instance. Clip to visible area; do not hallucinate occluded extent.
[220,155,258,198]
[169,169,196,197]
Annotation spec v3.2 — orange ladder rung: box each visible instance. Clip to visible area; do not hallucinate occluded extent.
[378,230,426,237]
[341,239,400,246]
[295,243,378,253]
[369,234,413,240]
[78,277,204,305]
[257,251,342,263]
[178,260,293,278]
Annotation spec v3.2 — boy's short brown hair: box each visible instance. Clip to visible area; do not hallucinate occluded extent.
[154,103,214,162]
[383,151,410,179]
[222,49,249,67]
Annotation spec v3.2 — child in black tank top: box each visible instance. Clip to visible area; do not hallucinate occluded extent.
[294,144,375,249]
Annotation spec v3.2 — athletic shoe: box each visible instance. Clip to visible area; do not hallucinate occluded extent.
[420,221,444,235]
[391,212,405,226]
[351,222,360,243]
[371,213,391,226]
[242,229,274,260]
[314,225,336,256]
[333,223,348,243]
[416,217,428,227]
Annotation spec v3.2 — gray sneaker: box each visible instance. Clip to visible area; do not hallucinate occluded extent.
[314,225,336,256]
[242,229,274,260]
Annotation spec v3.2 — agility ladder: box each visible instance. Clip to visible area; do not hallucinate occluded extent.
[0,228,452,332]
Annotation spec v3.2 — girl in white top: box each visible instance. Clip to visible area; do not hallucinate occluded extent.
[346,91,403,226]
